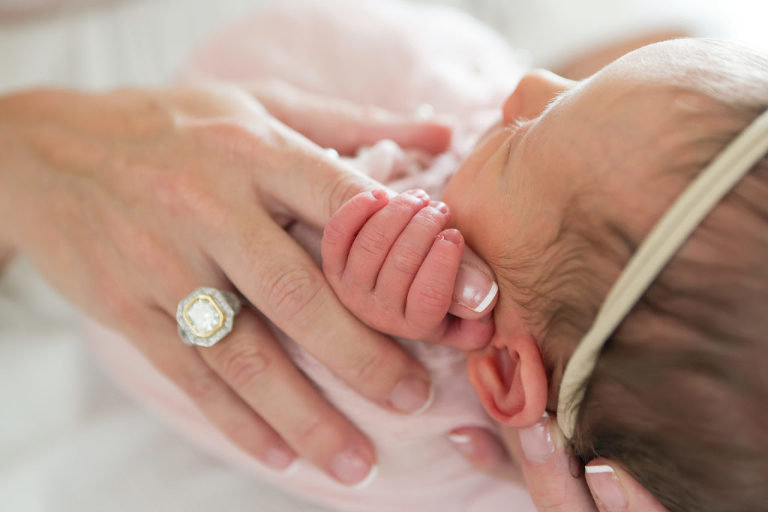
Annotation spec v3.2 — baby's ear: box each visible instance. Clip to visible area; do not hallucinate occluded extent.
[466,333,547,428]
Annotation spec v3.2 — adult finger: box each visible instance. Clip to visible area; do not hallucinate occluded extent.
[246,80,453,155]
[585,459,670,512]
[448,244,499,319]
[129,310,297,472]
[512,413,598,512]
[199,308,377,486]
[210,214,434,415]
[446,426,522,482]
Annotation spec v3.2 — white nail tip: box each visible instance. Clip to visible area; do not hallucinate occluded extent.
[410,383,435,416]
[586,465,615,474]
[353,464,379,489]
[447,433,472,444]
[472,281,498,313]
[281,459,301,476]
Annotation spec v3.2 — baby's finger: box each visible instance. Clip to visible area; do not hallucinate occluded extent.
[435,315,495,351]
[344,189,430,291]
[405,228,463,332]
[375,201,451,322]
[321,189,389,281]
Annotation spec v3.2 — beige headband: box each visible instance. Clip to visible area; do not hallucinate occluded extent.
[557,108,768,440]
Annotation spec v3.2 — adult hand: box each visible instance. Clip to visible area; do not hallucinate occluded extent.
[0,83,451,486]
[448,415,671,512]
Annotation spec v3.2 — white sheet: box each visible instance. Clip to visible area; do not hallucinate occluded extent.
[1,0,765,510]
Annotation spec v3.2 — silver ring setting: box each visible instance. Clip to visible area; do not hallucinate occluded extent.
[177,287,242,347]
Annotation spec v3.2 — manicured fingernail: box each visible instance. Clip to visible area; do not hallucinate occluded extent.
[586,465,628,512]
[519,412,555,463]
[453,263,498,313]
[329,449,376,486]
[438,228,462,245]
[388,375,434,414]
[263,445,296,471]
[447,432,474,456]
[415,103,436,119]
[429,200,449,215]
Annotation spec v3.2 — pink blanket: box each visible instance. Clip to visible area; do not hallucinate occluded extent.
[87,1,534,510]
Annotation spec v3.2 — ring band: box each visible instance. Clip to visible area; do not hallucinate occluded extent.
[177,287,242,347]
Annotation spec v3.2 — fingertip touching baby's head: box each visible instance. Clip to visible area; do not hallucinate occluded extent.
[445,38,768,511]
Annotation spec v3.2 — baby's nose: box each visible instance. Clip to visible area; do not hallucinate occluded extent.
[503,70,576,123]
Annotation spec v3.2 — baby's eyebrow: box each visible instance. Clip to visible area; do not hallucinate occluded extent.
[540,88,572,118]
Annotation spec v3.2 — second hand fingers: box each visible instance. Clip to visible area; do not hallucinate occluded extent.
[510,415,598,512]
[133,310,296,472]
[199,309,378,486]
[212,220,434,415]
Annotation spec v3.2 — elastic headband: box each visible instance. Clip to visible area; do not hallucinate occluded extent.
[557,108,768,440]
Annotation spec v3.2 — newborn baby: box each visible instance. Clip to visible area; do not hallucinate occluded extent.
[324,39,768,512]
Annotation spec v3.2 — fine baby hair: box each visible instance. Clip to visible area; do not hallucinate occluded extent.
[521,39,768,512]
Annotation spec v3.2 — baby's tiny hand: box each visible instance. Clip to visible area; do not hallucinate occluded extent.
[322,189,465,342]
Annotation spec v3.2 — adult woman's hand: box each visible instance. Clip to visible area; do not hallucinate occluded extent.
[0,83,451,486]
[448,415,671,512]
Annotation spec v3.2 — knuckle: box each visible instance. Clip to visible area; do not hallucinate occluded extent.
[322,218,347,246]
[218,345,272,388]
[265,265,322,319]
[324,176,367,221]
[353,347,395,388]
[290,414,333,447]
[177,368,221,403]
[413,282,449,310]
[355,227,390,258]
[414,208,443,229]
[153,172,227,230]
[391,245,424,275]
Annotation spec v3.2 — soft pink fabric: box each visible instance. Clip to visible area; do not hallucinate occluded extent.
[87,1,534,510]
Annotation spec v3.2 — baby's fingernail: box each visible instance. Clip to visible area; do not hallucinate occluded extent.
[370,189,389,201]
[453,263,498,313]
[404,188,430,202]
[586,464,628,512]
[388,375,434,414]
[262,444,296,471]
[438,228,462,245]
[430,200,449,215]
[329,449,377,487]
[519,412,555,464]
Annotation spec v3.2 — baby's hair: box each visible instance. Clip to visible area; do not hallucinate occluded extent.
[504,40,768,512]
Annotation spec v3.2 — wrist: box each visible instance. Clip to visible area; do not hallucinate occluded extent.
[0,93,21,254]
[0,88,58,253]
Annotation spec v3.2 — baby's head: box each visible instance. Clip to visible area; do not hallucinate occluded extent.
[443,38,768,511]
